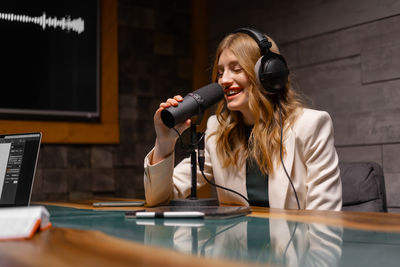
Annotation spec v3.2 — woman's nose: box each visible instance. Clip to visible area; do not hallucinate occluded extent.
[219,71,233,86]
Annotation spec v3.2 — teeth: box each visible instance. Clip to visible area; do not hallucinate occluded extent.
[226,89,241,96]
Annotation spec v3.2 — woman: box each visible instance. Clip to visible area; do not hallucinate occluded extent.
[144,28,342,210]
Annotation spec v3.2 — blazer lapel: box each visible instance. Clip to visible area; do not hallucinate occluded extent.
[269,127,296,208]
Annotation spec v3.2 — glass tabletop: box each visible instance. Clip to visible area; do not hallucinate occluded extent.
[46,205,400,267]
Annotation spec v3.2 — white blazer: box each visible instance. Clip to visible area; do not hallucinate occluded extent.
[144,108,342,210]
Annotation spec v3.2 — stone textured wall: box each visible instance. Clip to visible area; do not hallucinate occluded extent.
[31,0,192,202]
[208,0,400,212]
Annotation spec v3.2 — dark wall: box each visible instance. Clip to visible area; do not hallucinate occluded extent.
[31,0,192,202]
[208,0,400,212]
[31,0,400,212]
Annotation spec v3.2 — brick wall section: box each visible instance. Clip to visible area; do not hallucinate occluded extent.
[31,0,192,202]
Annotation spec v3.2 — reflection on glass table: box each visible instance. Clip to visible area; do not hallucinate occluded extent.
[140,216,342,267]
[48,205,400,267]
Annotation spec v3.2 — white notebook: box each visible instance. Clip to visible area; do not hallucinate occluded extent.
[0,206,51,240]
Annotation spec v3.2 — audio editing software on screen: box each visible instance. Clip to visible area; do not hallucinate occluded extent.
[0,137,26,204]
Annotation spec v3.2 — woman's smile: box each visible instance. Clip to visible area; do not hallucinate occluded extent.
[225,87,244,100]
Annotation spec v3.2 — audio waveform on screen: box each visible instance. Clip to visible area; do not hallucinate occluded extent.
[0,12,85,34]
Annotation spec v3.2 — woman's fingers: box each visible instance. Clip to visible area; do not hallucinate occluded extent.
[174,95,183,102]
[159,95,183,109]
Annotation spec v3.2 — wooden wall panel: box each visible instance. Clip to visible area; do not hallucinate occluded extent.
[361,42,400,83]
[289,15,400,68]
[336,145,382,165]
[294,57,361,93]
[295,67,400,115]
[293,26,367,67]
[334,109,400,145]
[293,57,361,116]
[208,0,400,43]
[385,173,400,207]
[382,143,400,206]
[333,80,400,115]
[383,144,400,173]
[269,0,400,43]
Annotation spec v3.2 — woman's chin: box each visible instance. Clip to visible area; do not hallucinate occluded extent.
[226,103,241,111]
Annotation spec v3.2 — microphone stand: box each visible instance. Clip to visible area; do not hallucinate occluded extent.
[169,112,219,207]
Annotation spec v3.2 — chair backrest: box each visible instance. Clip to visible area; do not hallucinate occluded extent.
[339,161,387,212]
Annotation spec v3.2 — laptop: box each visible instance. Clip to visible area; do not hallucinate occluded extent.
[0,133,41,207]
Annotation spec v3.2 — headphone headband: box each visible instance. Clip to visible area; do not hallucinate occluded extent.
[233,27,272,54]
[232,27,289,94]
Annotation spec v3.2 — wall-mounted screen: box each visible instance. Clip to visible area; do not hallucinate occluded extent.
[0,0,99,121]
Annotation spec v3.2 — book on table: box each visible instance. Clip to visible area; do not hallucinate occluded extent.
[0,206,51,240]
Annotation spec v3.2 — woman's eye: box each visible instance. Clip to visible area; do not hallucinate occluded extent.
[233,67,243,73]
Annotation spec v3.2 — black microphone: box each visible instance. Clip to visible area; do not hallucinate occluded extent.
[161,83,224,128]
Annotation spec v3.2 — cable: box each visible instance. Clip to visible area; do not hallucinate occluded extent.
[172,126,249,205]
[200,218,244,256]
[278,99,301,210]
[201,170,250,205]
[196,130,250,205]
[172,102,300,209]
[282,221,299,265]
[172,127,205,151]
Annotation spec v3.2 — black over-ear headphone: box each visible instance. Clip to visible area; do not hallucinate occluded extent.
[233,27,289,94]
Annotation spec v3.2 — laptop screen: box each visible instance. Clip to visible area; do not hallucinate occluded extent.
[0,133,41,207]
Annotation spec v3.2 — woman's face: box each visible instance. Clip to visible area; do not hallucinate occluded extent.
[217,48,254,124]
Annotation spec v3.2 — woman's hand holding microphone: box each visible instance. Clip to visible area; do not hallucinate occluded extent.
[151,95,191,165]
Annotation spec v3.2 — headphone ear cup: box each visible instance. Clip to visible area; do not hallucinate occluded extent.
[256,54,289,94]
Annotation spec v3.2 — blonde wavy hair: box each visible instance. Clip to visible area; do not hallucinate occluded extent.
[210,32,304,175]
